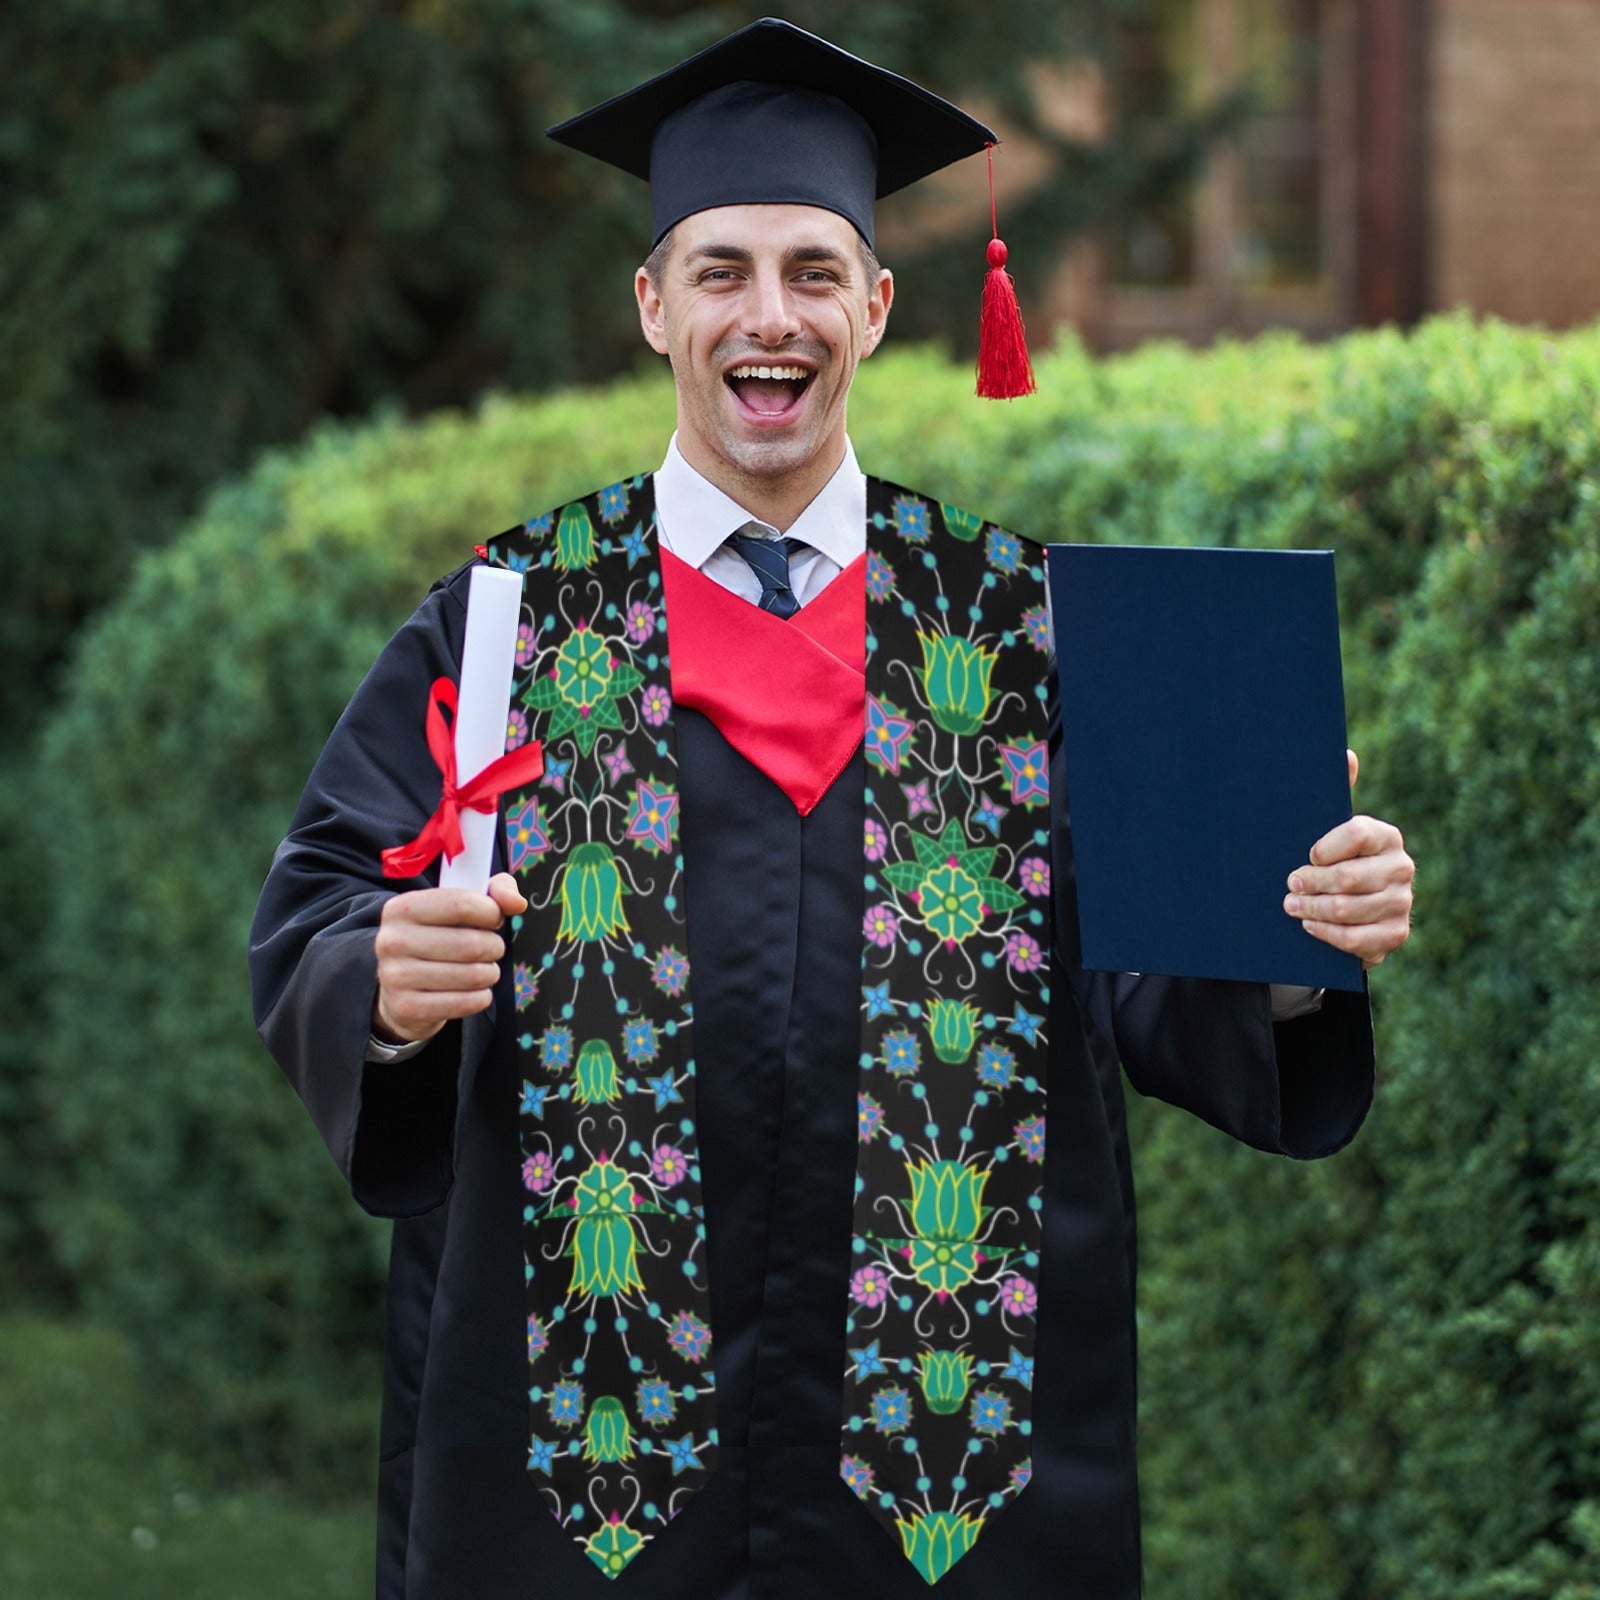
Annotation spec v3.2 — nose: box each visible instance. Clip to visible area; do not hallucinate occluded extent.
[744,267,801,347]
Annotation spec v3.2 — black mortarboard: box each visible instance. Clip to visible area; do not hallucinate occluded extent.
[546,17,998,249]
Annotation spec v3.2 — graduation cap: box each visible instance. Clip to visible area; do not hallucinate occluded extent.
[548,17,1036,398]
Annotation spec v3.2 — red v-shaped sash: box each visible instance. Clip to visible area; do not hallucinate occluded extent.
[661,549,867,816]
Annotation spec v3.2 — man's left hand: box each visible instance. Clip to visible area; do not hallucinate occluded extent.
[1284,750,1415,968]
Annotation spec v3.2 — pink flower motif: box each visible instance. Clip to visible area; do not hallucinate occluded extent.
[1018,856,1051,897]
[624,600,656,645]
[850,1265,890,1308]
[863,903,899,948]
[522,1151,556,1193]
[514,620,538,667]
[999,1275,1038,1317]
[640,682,672,727]
[650,1143,689,1188]
[1005,932,1044,973]
[505,708,530,752]
[863,818,889,862]
[527,1313,549,1359]
[903,780,936,818]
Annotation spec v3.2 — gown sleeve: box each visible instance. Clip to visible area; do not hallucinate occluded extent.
[1046,676,1375,1161]
[249,563,498,1216]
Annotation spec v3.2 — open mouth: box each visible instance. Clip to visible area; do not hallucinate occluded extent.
[725,363,813,418]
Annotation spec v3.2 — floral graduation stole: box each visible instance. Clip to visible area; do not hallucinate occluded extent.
[487,475,1052,1585]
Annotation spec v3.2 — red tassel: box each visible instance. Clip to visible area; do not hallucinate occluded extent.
[976,146,1036,400]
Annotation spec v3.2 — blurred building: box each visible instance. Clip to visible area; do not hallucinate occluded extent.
[1052,0,1600,347]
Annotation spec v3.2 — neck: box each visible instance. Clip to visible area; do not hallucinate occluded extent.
[675,433,846,533]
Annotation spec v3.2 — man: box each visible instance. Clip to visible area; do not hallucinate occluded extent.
[250,19,1413,1599]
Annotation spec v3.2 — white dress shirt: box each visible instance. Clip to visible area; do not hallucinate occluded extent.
[368,437,1318,1058]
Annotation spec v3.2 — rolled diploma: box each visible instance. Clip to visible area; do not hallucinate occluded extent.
[439,565,526,892]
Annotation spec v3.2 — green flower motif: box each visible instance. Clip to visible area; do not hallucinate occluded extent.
[918,632,998,736]
[523,624,644,756]
[557,843,630,943]
[940,503,986,543]
[555,503,596,571]
[584,1516,645,1579]
[881,820,1026,948]
[905,1158,988,1295]
[896,1511,986,1584]
[922,862,985,945]
[570,1157,646,1298]
[574,1039,620,1105]
[583,1396,634,1464]
[554,629,613,710]
[925,999,980,1065]
[916,1350,974,1415]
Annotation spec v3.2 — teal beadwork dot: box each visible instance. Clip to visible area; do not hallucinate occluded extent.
[682,1260,698,1278]
[583,1318,597,1335]
[976,1361,991,1376]
[1039,986,1051,1004]
[966,1440,982,1455]
[631,942,646,959]
[994,1147,1009,1163]
[629,1356,643,1373]
[680,1119,694,1135]
[570,1505,584,1523]
[974,1090,990,1107]
[541,953,555,970]
[852,1237,865,1254]
[980,952,996,968]
[1023,1076,1039,1093]
[900,600,916,617]
[959,1127,974,1142]
[614,1315,628,1333]
[983,573,997,589]
[848,1416,863,1432]
[889,1135,905,1151]
[912,1084,927,1100]
[968,605,984,622]
[982,1013,997,1027]
[529,1386,544,1401]
[1002,631,1015,648]
[675,1198,690,1215]
[906,1001,922,1019]
[1033,829,1048,846]
[664,1020,678,1035]
[707,1429,719,1446]
[1028,1195,1043,1211]
[989,1492,1005,1508]
[518,1033,534,1050]
[1019,1420,1033,1436]
[863,787,875,805]
[572,1358,585,1375]
[627,1140,642,1157]
[642,1501,658,1521]
[647,1302,661,1318]
[656,740,668,757]
[560,1145,575,1160]
[859,1052,874,1070]
[952,1475,968,1491]
[916,1476,932,1492]
[922,552,937,569]
[510,914,524,933]
[974,1300,990,1316]
[935,595,949,612]
[907,939,923,956]
[924,1123,939,1139]
[551,1307,565,1323]
[571,962,584,981]
[601,959,614,976]
[866,634,878,652]
[647,654,659,670]
[898,1294,914,1312]
[1029,910,1043,926]
[523,1205,534,1223]
[603,601,617,618]
[864,873,877,891]
[879,1492,896,1510]
[903,1438,919,1455]
[560,1004,574,1019]
[624,1078,637,1094]
[681,1386,696,1401]
[1024,1251,1040,1267]
[664,895,677,913]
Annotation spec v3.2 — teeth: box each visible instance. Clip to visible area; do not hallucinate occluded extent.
[727,365,809,381]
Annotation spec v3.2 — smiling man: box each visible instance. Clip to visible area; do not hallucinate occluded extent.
[250,18,1413,1600]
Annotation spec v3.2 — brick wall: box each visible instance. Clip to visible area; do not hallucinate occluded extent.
[1431,0,1600,327]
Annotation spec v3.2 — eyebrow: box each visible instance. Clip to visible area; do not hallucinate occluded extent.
[684,242,855,272]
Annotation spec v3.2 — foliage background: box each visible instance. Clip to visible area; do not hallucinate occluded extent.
[5,2,1598,1594]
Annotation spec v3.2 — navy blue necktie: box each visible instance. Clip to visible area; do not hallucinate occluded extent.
[727,526,806,619]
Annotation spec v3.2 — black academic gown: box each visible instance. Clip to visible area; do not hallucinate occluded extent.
[251,557,1374,1600]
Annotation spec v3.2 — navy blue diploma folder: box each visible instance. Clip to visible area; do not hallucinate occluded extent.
[1048,544,1364,992]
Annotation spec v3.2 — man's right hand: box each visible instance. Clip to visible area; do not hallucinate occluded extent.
[372,872,529,1045]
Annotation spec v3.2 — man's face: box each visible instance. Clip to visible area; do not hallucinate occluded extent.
[635,204,893,494]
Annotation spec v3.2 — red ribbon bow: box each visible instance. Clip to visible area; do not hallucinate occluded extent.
[381,677,545,879]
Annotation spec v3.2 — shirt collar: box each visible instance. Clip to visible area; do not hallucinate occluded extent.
[653,434,866,571]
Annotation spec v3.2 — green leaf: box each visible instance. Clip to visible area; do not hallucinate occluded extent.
[883,862,927,894]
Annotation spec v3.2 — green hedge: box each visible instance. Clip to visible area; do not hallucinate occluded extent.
[33,317,1600,1599]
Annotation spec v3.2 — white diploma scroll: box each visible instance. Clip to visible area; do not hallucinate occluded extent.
[439,565,526,893]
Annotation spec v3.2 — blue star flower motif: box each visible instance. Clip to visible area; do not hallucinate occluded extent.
[1002,1346,1035,1390]
[527,1436,557,1474]
[1006,1004,1045,1046]
[539,1027,574,1072]
[636,1378,678,1427]
[975,794,1007,836]
[541,754,571,794]
[623,1018,660,1064]
[986,528,1023,574]
[597,480,631,526]
[549,1381,584,1429]
[1022,604,1051,653]
[507,548,534,574]
[863,981,895,1021]
[620,522,650,566]
[882,1029,921,1077]
[647,1071,682,1112]
[505,797,551,873]
[893,495,931,544]
[626,779,680,855]
[664,1433,702,1475]
[521,1081,550,1118]
[524,512,555,539]
[977,1042,1017,1088]
[1000,739,1050,808]
[870,1384,912,1434]
[849,1340,888,1381]
[865,550,897,602]
[970,1388,1012,1435]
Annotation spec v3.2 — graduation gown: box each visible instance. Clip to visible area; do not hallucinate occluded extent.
[250,521,1374,1600]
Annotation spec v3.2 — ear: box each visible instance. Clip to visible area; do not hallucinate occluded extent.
[861,268,894,358]
[636,266,670,356]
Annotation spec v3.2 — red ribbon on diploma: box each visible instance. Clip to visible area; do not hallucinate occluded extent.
[381,677,545,879]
